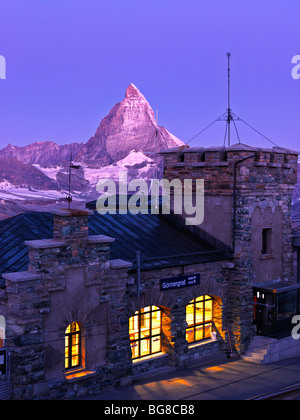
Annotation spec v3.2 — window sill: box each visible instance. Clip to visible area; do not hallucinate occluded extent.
[261,254,273,260]
[188,337,220,349]
[132,352,168,365]
[66,369,96,382]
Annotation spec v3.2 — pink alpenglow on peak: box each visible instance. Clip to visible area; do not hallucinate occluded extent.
[76,83,185,164]
[0,83,185,167]
[125,83,145,99]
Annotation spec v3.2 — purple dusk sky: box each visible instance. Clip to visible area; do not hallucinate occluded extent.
[0,0,299,151]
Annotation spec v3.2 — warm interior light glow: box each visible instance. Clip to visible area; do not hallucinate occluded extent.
[65,321,81,370]
[205,365,224,372]
[129,306,162,359]
[186,296,213,344]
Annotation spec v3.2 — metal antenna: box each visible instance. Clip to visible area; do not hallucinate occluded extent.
[185,52,278,147]
[226,52,232,146]
[186,52,240,147]
[220,52,240,146]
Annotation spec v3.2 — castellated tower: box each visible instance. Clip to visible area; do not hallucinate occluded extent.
[160,143,299,351]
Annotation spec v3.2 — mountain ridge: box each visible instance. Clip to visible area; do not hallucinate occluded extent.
[0,83,184,167]
[0,84,185,218]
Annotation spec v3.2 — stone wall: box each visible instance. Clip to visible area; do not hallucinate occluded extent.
[0,145,298,399]
[0,209,135,399]
[125,260,231,369]
[160,145,298,352]
[0,207,233,399]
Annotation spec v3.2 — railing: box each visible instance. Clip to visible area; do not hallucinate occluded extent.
[0,349,11,400]
[0,381,10,400]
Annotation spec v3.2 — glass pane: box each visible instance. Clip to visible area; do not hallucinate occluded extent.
[186,327,194,343]
[204,323,212,339]
[72,334,79,346]
[195,301,203,323]
[65,350,69,368]
[204,299,213,321]
[140,338,150,357]
[129,306,162,359]
[278,290,297,319]
[141,306,151,313]
[140,312,150,338]
[72,355,79,367]
[195,296,203,302]
[129,314,139,340]
[186,304,194,326]
[131,341,139,359]
[71,322,76,333]
[195,325,203,341]
[152,336,161,353]
[66,321,80,334]
[65,323,81,370]
[152,310,161,335]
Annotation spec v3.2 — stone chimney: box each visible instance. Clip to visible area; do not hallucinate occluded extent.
[53,208,91,242]
[23,208,116,290]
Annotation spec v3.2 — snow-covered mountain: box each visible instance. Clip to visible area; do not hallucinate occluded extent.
[0,84,185,218]
[0,83,183,167]
[75,83,184,165]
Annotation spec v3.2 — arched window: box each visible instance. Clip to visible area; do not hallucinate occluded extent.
[0,316,5,348]
[129,306,162,359]
[65,322,81,370]
[186,295,213,343]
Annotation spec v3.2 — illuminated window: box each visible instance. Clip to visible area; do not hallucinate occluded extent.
[129,306,162,359]
[186,295,213,344]
[65,322,81,370]
[0,316,5,348]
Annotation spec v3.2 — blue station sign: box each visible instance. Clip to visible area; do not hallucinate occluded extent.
[160,274,200,291]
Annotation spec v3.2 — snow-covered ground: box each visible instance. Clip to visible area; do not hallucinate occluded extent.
[0,182,68,201]
[0,151,159,202]
[32,164,62,180]
[83,150,156,187]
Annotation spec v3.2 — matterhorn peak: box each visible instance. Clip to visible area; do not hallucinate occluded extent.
[74,83,185,164]
[125,83,145,99]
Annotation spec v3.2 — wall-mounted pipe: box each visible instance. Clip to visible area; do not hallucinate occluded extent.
[232,154,255,253]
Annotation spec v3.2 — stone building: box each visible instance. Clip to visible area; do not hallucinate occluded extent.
[0,143,299,399]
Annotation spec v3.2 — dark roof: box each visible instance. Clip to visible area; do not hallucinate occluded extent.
[0,211,228,276]
[0,212,53,275]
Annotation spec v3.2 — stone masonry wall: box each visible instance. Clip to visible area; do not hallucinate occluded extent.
[125,260,232,371]
[160,145,298,352]
[0,209,135,399]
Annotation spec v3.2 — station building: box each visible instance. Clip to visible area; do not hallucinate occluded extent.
[0,143,299,399]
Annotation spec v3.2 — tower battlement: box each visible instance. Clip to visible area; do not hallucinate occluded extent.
[160,144,298,196]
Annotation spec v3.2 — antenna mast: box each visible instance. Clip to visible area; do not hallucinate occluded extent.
[185,51,278,148]
[226,52,232,146]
